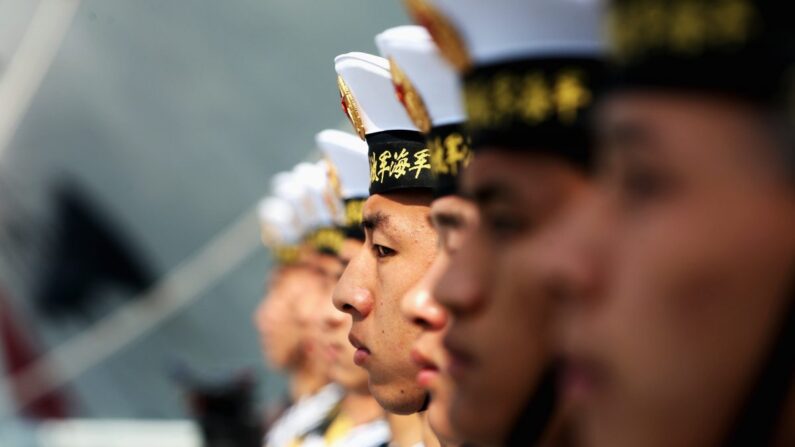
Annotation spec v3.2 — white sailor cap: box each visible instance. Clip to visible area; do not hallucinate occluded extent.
[256,194,305,264]
[291,161,338,230]
[335,52,437,195]
[334,52,418,139]
[375,25,465,132]
[416,0,605,71]
[406,0,605,165]
[315,129,370,233]
[315,129,370,201]
[257,196,302,247]
[271,171,312,231]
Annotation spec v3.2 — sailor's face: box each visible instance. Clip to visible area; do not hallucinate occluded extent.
[557,93,795,447]
[319,239,370,392]
[401,196,478,444]
[333,191,437,414]
[255,266,308,370]
[296,252,341,361]
[436,150,590,445]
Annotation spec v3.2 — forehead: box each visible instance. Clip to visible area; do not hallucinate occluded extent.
[363,192,433,231]
[599,92,769,160]
[462,151,584,200]
[341,238,364,256]
[314,253,344,277]
[429,196,480,231]
[430,195,475,217]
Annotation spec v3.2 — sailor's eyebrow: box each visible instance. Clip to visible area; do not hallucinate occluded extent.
[431,211,464,230]
[471,182,518,208]
[362,212,389,231]
[599,116,658,156]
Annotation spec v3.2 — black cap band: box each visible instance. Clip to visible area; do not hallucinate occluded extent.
[607,0,795,108]
[272,245,301,265]
[428,123,472,198]
[342,197,366,241]
[366,130,436,195]
[306,227,344,256]
[463,57,605,170]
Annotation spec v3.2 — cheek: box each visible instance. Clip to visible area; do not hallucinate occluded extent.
[472,252,551,399]
[429,387,459,443]
[605,197,794,405]
[500,242,555,346]
[427,331,449,369]
[379,249,436,311]
[496,260,554,378]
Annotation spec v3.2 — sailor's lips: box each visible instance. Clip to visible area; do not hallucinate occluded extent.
[348,333,371,366]
[443,334,477,381]
[557,326,610,407]
[558,348,610,407]
[410,348,440,388]
[323,341,343,363]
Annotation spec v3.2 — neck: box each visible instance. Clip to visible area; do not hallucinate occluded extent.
[340,391,383,425]
[290,366,328,401]
[420,412,443,447]
[386,412,424,447]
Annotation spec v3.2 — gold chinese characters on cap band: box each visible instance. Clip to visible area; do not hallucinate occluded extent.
[465,68,593,127]
[429,131,471,176]
[369,147,432,185]
[274,246,300,265]
[390,58,432,133]
[338,76,367,139]
[607,0,757,62]
[344,199,365,228]
[404,0,472,72]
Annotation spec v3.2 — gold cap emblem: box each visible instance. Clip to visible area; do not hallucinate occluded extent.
[324,159,343,221]
[338,76,367,140]
[404,0,472,72]
[389,58,432,133]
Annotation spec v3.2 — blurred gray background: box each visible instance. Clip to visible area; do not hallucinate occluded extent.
[0,0,407,419]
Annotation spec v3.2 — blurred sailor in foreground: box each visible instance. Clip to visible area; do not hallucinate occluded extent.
[551,1,795,446]
[333,50,439,446]
[375,24,473,447]
[409,0,606,445]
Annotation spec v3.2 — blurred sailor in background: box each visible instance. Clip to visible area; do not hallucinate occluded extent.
[293,129,394,447]
[375,23,473,447]
[256,166,343,447]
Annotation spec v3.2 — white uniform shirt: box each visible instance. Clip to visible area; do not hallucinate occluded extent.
[265,384,344,447]
[301,418,391,447]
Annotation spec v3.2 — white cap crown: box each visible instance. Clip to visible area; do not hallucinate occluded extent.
[315,129,370,200]
[291,161,340,229]
[257,196,302,246]
[376,25,465,129]
[335,52,419,138]
[431,0,605,67]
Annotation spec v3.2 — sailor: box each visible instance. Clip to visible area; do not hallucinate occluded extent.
[375,24,474,447]
[332,50,439,447]
[258,167,344,447]
[407,0,606,445]
[296,129,394,447]
[548,1,795,446]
